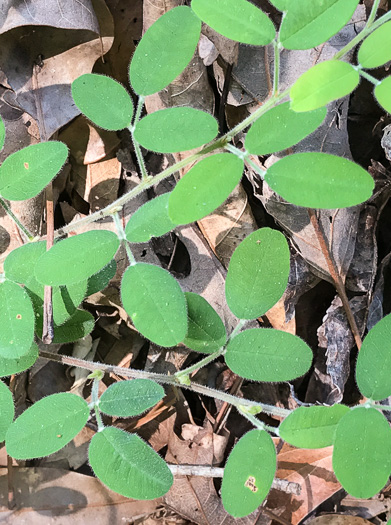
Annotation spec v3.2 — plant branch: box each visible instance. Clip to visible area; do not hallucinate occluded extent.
[0,197,34,241]
[130,97,149,181]
[366,0,382,28]
[38,349,291,418]
[273,39,281,95]
[307,208,362,350]
[112,212,136,265]
[357,67,381,85]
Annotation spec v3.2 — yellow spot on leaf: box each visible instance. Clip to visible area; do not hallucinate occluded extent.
[16,314,22,319]
[24,162,29,169]
[245,476,258,493]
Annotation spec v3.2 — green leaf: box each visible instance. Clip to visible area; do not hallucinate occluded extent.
[280,0,360,50]
[358,21,391,69]
[374,76,391,115]
[290,61,360,112]
[0,142,68,201]
[265,152,374,209]
[279,404,350,449]
[86,260,116,296]
[0,380,14,442]
[126,194,177,243]
[72,74,134,131]
[191,0,275,46]
[6,392,89,459]
[268,0,290,10]
[225,228,290,319]
[168,153,243,224]
[35,231,119,286]
[183,292,227,353]
[0,115,5,150]
[4,241,87,326]
[225,328,313,382]
[356,314,391,400]
[134,107,218,153]
[89,426,173,499]
[333,407,391,498]
[221,430,276,518]
[0,280,35,359]
[129,6,201,96]
[121,263,187,347]
[245,103,327,155]
[0,343,39,378]
[51,309,95,344]
[99,379,165,417]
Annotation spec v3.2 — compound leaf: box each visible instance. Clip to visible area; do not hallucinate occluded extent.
[0,380,14,442]
[89,426,173,499]
[374,76,391,115]
[290,61,359,112]
[35,230,119,286]
[358,21,391,69]
[168,153,243,224]
[279,404,350,449]
[225,328,313,382]
[121,263,187,347]
[6,392,89,459]
[191,0,275,46]
[356,313,391,400]
[225,228,290,319]
[280,0,360,50]
[0,115,5,150]
[126,194,176,243]
[183,292,227,353]
[99,379,165,417]
[129,6,201,96]
[265,152,374,209]
[134,107,218,153]
[221,430,276,518]
[0,142,68,201]
[72,74,134,131]
[0,280,35,359]
[0,343,39,378]
[245,102,327,155]
[333,407,391,498]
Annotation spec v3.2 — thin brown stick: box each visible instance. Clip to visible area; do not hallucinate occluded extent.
[7,454,15,509]
[307,208,362,349]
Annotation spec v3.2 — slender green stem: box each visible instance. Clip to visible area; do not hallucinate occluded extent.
[246,157,266,180]
[112,212,136,265]
[273,39,281,95]
[357,67,381,86]
[94,406,104,432]
[130,97,149,181]
[228,319,247,341]
[225,143,247,159]
[372,404,391,411]
[334,8,391,61]
[0,197,34,241]
[366,0,381,28]
[175,349,224,379]
[238,409,279,435]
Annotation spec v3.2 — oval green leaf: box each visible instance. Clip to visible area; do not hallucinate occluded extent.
[279,404,350,449]
[356,314,391,400]
[35,230,119,286]
[5,241,87,326]
[134,107,218,153]
[358,21,391,69]
[280,0,359,50]
[265,152,374,209]
[169,153,243,224]
[225,228,290,319]
[99,379,165,417]
[51,310,95,344]
[333,407,391,498]
[0,116,5,150]
[183,292,227,353]
[221,430,276,518]
[72,73,134,131]
[0,343,39,378]
[0,380,14,442]
[129,6,201,96]
[121,263,187,347]
[0,141,68,201]
[89,426,173,499]
[0,280,35,359]
[374,76,391,115]
[86,260,117,296]
[191,0,275,46]
[225,328,313,382]
[6,392,89,459]
[245,103,327,155]
[126,194,177,243]
[290,61,359,112]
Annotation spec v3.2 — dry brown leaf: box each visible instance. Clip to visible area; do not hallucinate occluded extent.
[309,516,373,525]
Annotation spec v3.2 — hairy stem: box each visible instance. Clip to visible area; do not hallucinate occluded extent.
[112,212,136,265]
[130,97,149,181]
[273,39,281,95]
